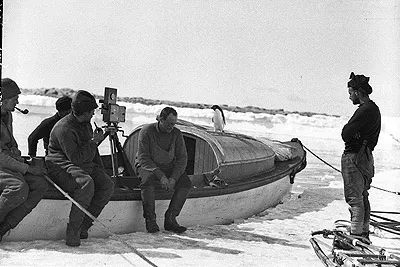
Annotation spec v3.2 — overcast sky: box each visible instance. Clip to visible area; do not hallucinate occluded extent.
[3,0,399,116]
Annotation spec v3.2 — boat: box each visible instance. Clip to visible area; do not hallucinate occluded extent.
[3,119,306,241]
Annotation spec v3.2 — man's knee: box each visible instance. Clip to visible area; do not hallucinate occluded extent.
[73,178,95,204]
[1,179,29,209]
[137,168,157,188]
[346,195,363,206]
[99,173,115,198]
[176,173,192,189]
[25,174,49,194]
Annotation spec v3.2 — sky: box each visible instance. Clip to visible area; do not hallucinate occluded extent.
[2,0,400,117]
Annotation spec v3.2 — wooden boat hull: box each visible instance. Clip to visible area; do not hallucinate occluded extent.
[4,172,292,241]
[3,119,307,241]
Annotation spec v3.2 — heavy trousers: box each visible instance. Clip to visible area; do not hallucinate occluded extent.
[136,167,192,223]
[0,170,48,228]
[341,152,374,235]
[47,166,114,227]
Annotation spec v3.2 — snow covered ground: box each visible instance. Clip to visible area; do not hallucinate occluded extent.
[1,171,399,267]
[1,96,399,266]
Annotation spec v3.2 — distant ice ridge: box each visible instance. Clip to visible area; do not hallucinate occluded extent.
[18,95,399,141]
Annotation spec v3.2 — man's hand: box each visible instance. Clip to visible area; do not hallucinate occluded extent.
[92,128,104,144]
[168,178,176,191]
[26,165,43,175]
[160,175,169,190]
[76,176,92,189]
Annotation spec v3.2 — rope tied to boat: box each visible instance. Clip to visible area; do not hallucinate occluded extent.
[302,144,400,196]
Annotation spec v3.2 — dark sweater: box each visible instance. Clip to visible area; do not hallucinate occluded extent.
[135,122,187,181]
[341,100,381,153]
[28,113,61,157]
[46,113,103,173]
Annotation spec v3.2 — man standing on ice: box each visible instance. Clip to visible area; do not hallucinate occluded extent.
[341,72,381,241]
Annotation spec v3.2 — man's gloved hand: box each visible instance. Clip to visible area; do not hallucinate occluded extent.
[160,175,169,190]
[75,176,92,189]
[92,127,104,144]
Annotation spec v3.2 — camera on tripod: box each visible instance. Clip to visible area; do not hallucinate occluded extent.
[100,87,126,124]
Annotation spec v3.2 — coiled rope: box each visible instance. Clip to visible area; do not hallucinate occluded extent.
[302,145,400,196]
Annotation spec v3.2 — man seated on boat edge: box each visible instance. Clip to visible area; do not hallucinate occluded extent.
[0,78,49,242]
[135,107,192,233]
[28,95,72,158]
[45,90,115,247]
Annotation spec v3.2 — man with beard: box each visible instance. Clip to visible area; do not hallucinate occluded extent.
[341,72,381,242]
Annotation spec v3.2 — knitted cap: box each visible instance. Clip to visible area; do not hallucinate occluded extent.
[348,72,372,94]
[55,96,72,111]
[1,78,21,100]
[71,90,98,114]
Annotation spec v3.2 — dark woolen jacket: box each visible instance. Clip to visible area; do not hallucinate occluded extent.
[28,113,61,157]
[341,100,381,153]
[135,122,187,181]
[0,111,29,175]
[45,113,103,173]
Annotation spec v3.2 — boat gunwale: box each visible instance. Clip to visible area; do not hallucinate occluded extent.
[42,145,305,201]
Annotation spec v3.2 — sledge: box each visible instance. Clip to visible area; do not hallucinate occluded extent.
[310,225,400,267]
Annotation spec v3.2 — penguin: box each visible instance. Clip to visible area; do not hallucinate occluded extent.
[211,105,226,132]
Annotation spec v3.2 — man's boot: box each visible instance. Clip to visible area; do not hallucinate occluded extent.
[141,187,159,233]
[0,221,12,242]
[66,223,81,247]
[164,188,189,233]
[80,218,93,240]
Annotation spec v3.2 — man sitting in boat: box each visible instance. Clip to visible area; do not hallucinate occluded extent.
[135,107,192,233]
[28,95,72,157]
[45,90,115,247]
[0,78,48,242]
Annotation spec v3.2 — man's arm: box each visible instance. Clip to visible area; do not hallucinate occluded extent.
[28,119,52,157]
[170,130,188,181]
[56,128,98,165]
[341,109,366,142]
[136,127,165,180]
[0,145,29,174]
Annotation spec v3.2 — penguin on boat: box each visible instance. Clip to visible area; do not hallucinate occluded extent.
[211,105,226,132]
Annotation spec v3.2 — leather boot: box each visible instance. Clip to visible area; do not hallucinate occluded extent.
[66,223,81,247]
[361,231,370,241]
[141,187,159,233]
[0,222,12,243]
[164,188,189,233]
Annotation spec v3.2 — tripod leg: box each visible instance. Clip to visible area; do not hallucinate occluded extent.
[109,133,118,178]
[110,134,132,190]
[114,136,135,176]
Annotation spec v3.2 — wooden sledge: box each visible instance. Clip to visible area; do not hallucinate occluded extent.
[310,228,400,267]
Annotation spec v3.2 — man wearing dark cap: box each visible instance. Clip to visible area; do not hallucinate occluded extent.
[0,78,48,242]
[341,72,381,242]
[28,96,72,157]
[46,90,114,246]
